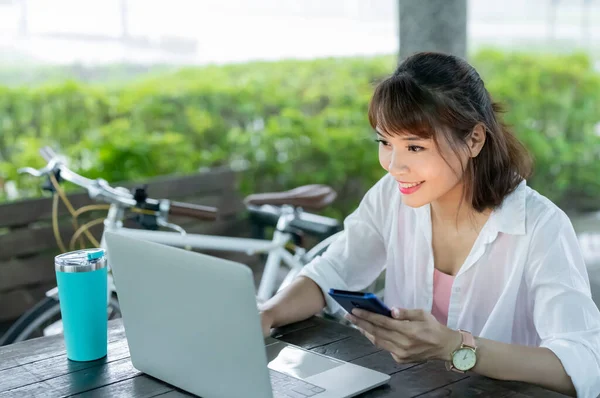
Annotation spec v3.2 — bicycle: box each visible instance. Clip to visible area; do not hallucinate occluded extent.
[0,147,342,346]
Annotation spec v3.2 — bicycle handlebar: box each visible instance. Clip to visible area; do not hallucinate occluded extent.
[169,201,218,221]
[20,147,219,221]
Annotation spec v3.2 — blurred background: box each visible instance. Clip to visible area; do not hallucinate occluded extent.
[0,0,599,334]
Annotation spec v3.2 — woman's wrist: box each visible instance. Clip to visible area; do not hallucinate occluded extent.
[438,328,463,362]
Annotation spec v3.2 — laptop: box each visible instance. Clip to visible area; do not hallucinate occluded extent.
[104,231,390,398]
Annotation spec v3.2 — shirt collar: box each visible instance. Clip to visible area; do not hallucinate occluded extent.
[489,179,527,236]
[414,179,527,241]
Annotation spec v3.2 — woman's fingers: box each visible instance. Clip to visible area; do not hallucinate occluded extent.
[346,314,411,350]
[357,327,418,363]
[350,309,397,330]
[349,309,419,338]
[392,308,428,322]
[357,326,399,351]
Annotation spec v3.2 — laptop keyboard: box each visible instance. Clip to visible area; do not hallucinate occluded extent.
[270,369,326,398]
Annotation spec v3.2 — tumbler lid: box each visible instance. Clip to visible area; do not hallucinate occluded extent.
[55,248,107,273]
[86,249,105,261]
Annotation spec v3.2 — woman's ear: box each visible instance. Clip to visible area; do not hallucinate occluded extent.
[467,124,486,158]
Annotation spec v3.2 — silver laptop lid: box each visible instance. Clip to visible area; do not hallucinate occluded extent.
[105,231,273,398]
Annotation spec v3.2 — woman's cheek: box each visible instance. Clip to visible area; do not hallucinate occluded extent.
[379,147,391,171]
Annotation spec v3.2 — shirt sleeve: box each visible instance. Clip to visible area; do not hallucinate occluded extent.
[526,210,600,398]
[298,176,389,315]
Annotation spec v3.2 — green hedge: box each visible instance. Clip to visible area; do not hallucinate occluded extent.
[1,49,599,217]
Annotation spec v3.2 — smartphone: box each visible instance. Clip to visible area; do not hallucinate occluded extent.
[328,289,392,317]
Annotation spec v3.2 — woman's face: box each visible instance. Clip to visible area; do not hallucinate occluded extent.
[377,130,469,208]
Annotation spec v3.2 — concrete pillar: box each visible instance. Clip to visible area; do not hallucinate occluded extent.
[398,0,468,60]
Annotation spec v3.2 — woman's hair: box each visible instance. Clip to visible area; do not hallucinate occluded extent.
[368,52,532,212]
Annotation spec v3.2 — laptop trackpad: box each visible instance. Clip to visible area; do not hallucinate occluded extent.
[266,342,344,379]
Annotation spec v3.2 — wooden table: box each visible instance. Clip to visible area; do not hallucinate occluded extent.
[0,316,566,397]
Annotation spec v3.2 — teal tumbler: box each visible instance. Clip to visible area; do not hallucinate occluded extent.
[55,248,108,362]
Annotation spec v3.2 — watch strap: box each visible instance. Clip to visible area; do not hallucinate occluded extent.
[459,330,476,349]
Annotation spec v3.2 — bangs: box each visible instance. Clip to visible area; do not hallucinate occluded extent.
[368,75,443,139]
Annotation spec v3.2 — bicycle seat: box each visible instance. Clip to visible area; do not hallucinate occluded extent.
[243,184,337,211]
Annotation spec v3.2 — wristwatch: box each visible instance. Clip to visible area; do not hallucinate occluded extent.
[445,330,477,373]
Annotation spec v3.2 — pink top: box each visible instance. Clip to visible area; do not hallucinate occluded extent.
[431,268,455,325]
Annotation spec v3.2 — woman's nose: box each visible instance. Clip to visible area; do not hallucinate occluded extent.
[388,152,409,175]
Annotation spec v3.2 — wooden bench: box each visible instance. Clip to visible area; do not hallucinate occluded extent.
[0,168,249,323]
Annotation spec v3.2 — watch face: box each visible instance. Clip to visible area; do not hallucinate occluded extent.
[452,348,477,371]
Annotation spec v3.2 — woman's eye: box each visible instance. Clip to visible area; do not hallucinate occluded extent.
[375,139,391,147]
[408,145,424,152]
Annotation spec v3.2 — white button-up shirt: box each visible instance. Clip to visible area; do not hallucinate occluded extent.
[299,173,600,397]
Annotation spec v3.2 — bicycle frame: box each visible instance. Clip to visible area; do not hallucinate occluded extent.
[45,202,307,304]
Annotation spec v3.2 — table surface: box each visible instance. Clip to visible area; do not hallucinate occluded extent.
[0,316,567,398]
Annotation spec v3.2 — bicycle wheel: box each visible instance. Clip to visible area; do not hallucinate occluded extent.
[0,295,121,346]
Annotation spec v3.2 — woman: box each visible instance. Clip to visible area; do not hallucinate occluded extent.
[259,52,600,397]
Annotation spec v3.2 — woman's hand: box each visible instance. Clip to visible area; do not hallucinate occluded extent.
[260,310,274,337]
[345,307,462,363]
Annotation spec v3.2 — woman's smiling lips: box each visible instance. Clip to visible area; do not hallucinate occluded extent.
[397,180,424,195]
